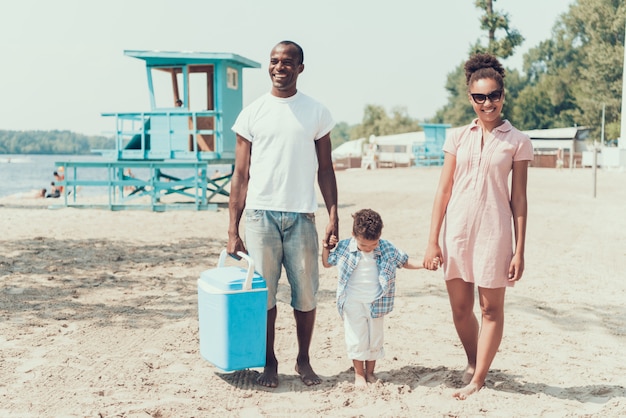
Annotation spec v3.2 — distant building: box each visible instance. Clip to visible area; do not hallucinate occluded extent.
[523,126,591,168]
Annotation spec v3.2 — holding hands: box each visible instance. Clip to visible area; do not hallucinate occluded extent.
[423,243,442,271]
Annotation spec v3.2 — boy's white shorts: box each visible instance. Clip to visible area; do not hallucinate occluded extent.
[343,298,385,361]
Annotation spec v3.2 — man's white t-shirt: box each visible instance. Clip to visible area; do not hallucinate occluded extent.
[232,91,334,213]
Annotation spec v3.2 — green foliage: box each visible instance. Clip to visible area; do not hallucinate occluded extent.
[512,0,625,139]
[351,104,422,140]
[471,0,524,59]
[0,130,114,154]
[433,0,526,126]
[331,121,352,150]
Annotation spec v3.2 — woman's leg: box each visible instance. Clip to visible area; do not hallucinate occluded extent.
[453,286,506,399]
[446,278,479,382]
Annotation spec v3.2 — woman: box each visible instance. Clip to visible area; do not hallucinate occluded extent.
[423,53,533,399]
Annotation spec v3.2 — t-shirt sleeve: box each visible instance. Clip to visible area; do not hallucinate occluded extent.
[315,105,335,140]
[231,107,252,141]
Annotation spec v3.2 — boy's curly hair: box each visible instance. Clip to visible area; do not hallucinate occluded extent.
[352,209,383,240]
[464,53,505,90]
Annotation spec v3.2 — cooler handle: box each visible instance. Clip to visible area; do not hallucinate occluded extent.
[218,249,256,291]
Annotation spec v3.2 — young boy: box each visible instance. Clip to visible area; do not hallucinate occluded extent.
[322,208,437,388]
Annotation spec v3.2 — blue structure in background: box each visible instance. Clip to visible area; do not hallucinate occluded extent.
[413,123,450,166]
[56,50,260,211]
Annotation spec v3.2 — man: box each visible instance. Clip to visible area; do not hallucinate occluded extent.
[227,40,338,388]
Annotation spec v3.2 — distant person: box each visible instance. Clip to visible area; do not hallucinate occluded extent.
[322,209,435,388]
[227,40,338,388]
[556,148,564,170]
[175,99,183,107]
[422,53,533,399]
[46,182,60,198]
[53,171,65,192]
[123,168,136,192]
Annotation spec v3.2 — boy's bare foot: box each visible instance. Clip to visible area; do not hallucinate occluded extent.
[461,364,475,385]
[295,362,321,386]
[256,365,279,388]
[354,373,368,388]
[366,373,378,384]
[452,382,482,400]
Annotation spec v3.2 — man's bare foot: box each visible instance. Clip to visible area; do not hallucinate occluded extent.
[256,364,279,388]
[366,373,378,384]
[461,365,475,385]
[452,382,482,400]
[295,362,322,386]
[354,373,368,388]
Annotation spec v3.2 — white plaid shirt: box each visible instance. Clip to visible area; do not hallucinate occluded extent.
[327,237,408,318]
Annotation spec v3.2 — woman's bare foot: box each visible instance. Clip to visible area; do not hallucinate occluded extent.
[461,365,475,385]
[452,382,482,400]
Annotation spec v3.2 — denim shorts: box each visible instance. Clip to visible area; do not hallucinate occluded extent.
[244,209,319,312]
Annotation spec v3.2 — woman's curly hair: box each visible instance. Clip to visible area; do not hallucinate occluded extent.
[464,53,505,90]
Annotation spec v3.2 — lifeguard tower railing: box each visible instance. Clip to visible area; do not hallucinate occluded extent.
[53,49,260,211]
[56,110,234,211]
[99,109,228,161]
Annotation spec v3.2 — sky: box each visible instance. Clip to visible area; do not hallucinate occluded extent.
[0,0,575,136]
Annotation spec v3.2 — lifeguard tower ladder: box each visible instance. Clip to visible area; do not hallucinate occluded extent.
[56,50,260,211]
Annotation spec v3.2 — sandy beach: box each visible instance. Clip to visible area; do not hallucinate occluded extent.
[1,166,625,417]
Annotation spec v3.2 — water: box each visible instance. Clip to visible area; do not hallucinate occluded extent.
[0,154,107,198]
[0,154,233,199]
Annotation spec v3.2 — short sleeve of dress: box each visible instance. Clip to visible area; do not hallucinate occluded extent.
[442,129,458,156]
[514,134,534,161]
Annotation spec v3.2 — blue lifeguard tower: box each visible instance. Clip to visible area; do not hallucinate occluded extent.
[413,123,450,166]
[56,50,260,210]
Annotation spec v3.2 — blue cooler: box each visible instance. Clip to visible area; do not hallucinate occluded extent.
[197,250,267,372]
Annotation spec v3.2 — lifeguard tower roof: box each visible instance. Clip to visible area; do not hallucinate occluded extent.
[124,50,261,68]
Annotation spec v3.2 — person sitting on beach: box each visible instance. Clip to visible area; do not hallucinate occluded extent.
[53,171,64,193]
[46,182,60,198]
[322,208,437,388]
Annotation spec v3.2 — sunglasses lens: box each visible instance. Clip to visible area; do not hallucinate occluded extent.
[471,91,501,104]
[473,94,487,103]
[488,91,502,102]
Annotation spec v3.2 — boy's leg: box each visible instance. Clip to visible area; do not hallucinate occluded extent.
[365,360,377,383]
[353,360,367,388]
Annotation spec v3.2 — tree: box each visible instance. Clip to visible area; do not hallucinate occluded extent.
[432,0,525,126]
[351,104,421,140]
[471,0,524,59]
[513,0,625,138]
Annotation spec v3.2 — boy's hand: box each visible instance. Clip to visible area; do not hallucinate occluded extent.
[324,234,338,249]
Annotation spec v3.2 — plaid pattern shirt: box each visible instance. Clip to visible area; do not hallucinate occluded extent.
[327,237,408,318]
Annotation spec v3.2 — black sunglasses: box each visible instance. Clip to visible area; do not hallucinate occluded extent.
[470,90,502,104]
